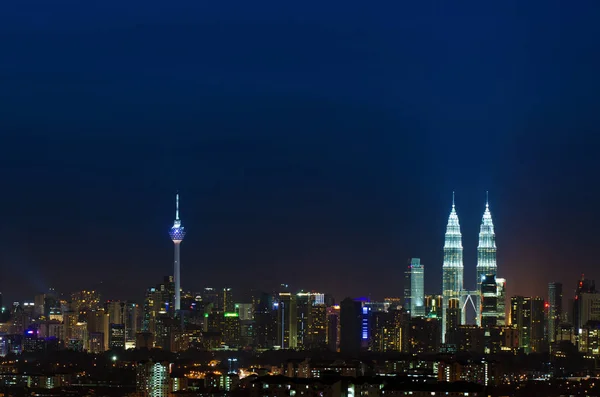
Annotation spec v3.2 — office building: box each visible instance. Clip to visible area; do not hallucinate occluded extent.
[340,298,362,355]
[579,322,600,355]
[109,323,126,350]
[496,278,506,326]
[480,274,498,327]
[276,293,297,349]
[235,303,254,321]
[326,305,340,352]
[548,282,563,343]
[254,293,276,348]
[573,276,596,334]
[406,258,425,317]
[296,292,310,348]
[409,317,441,353]
[223,312,241,347]
[202,288,219,313]
[530,297,546,353]
[307,304,327,349]
[510,296,545,353]
[444,298,461,345]
[511,296,531,353]
[221,288,234,313]
[578,292,600,330]
[442,193,464,343]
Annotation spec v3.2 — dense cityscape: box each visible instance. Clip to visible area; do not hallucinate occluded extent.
[0,193,598,397]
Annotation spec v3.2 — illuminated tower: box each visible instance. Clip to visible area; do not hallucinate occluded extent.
[168,193,186,313]
[476,192,497,326]
[442,192,463,343]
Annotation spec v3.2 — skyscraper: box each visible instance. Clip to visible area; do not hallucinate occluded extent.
[548,282,563,343]
[442,193,464,343]
[530,297,546,353]
[276,292,297,349]
[480,274,498,327]
[407,258,425,317]
[168,193,186,313]
[511,296,531,353]
[476,193,497,326]
[573,275,596,334]
[340,298,362,355]
[496,278,506,326]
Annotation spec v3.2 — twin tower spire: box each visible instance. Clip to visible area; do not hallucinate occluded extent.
[441,192,497,339]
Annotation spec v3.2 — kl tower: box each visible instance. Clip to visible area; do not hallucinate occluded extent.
[169,192,186,313]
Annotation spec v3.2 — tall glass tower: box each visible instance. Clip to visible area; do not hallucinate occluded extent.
[168,193,186,313]
[442,193,463,343]
[409,258,425,317]
[548,282,563,343]
[476,193,496,325]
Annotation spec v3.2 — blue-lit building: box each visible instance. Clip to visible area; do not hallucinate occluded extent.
[406,258,425,317]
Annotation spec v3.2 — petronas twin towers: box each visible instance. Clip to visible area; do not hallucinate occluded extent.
[441,192,498,342]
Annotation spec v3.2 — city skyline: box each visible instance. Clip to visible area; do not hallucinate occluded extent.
[2,2,600,303]
[0,189,586,305]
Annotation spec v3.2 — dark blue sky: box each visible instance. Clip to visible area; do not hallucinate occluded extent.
[1,1,599,303]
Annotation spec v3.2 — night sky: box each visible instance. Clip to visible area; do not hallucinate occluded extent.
[1,1,599,303]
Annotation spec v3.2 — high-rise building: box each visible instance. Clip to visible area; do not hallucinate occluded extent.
[276,293,297,349]
[476,194,497,326]
[168,193,186,313]
[444,298,461,345]
[340,298,362,355]
[530,297,546,353]
[496,278,506,326]
[125,302,141,345]
[142,277,174,337]
[409,317,441,353]
[223,312,241,347]
[71,290,101,314]
[480,274,498,328]
[548,282,563,343]
[510,296,548,353]
[221,288,234,313]
[307,304,327,349]
[109,323,126,349]
[327,305,340,352]
[407,258,425,317]
[254,293,276,348]
[202,288,219,314]
[136,361,170,397]
[578,292,600,331]
[296,292,310,348]
[235,303,254,321]
[442,193,464,342]
[106,301,125,325]
[404,266,411,311]
[573,276,596,334]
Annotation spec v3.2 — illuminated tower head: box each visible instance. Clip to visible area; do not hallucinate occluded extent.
[169,193,186,243]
